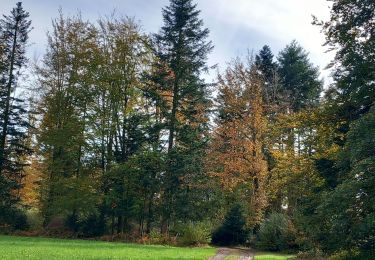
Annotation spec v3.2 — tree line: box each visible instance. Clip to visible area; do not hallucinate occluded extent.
[0,0,374,258]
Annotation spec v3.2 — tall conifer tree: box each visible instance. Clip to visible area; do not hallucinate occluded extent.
[278,41,322,111]
[0,2,32,216]
[255,45,277,87]
[154,0,213,232]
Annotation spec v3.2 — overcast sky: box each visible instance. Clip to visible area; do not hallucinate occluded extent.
[1,0,334,83]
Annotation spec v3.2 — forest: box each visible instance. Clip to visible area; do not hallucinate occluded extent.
[0,0,374,259]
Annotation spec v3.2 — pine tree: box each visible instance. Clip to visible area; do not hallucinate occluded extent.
[154,0,213,232]
[0,2,32,218]
[0,36,4,73]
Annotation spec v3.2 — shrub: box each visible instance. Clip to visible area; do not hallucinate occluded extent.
[177,221,212,246]
[327,250,375,260]
[79,214,106,237]
[12,210,29,231]
[149,229,168,244]
[64,213,106,237]
[25,208,43,230]
[298,248,324,259]
[256,212,296,251]
[0,206,29,232]
[212,204,248,246]
[45,217,73,237]
[65,213,80,233]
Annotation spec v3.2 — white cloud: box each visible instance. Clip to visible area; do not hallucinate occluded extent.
[0,0,335,84]
[199,0,335,83]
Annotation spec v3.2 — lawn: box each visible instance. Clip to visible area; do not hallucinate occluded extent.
[0,235,216,260]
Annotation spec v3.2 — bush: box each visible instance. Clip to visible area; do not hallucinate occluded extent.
[149,229,168,244]
[79,214,106,237]
[177,221,212,246]
[256,212,296,251]
[0,206,29,232]
[212,204,248,246]
[12,209,29,231]
[25,208,43,230]
[298,248,324,259]
[45,217,72,237]
[327,250,375,260]
[65,213,106,237]
[65,213,80,233]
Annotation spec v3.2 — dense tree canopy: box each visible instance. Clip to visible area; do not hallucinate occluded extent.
[315,0,375,122]
[0,1,374,258]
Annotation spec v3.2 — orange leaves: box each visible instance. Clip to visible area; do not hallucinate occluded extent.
[207,59,269,226]
[19,158,43,208]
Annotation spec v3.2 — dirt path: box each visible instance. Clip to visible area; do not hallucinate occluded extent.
[208,247,254,260]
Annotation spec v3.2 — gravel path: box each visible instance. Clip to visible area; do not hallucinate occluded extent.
[208,247,254,260]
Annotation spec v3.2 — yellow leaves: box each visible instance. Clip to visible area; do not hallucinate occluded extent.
[265,107,336,210]
[267,152,325,209]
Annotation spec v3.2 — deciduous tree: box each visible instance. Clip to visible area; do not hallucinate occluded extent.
[208,58,268,228]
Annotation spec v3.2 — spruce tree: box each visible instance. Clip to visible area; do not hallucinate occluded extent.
[255,45,277,87]
[0,2,32,218]
[277,41,322,111]
[154,0,213,232]
[255,45,286,116]
[212,204,248,246]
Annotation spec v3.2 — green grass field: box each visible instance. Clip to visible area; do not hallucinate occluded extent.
[0,235,216,260]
